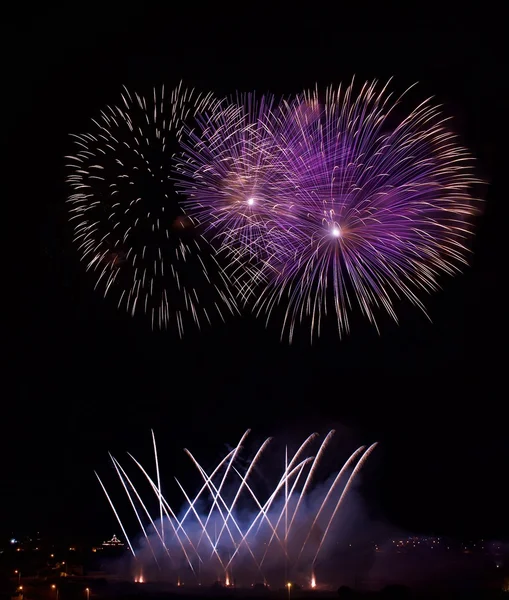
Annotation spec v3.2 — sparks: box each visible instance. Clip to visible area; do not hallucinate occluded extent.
[68,79,482,343]
[248,80,482,342]
[97,430,377,587]
[66,83,238,334]
[173,93,290,300]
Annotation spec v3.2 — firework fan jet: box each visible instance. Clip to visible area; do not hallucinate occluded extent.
[97,430,378,588]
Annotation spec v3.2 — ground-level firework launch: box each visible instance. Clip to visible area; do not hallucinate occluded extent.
[96,430,377,588]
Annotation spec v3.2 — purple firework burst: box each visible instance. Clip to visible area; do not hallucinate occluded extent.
[173,93,291,301]
[174,80,482,341]
[252,80,482,341]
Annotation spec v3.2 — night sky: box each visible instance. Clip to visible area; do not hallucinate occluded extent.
[3,7,506,546]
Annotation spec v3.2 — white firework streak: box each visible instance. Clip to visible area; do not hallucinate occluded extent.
[66,84,239,334]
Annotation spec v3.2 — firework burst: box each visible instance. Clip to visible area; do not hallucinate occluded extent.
[250,80,482,341]
[66,83,238,334]
[97,430,377,587]
[173,93,291,301]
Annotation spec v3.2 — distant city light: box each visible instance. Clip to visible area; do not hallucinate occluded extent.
[102,534,124,547]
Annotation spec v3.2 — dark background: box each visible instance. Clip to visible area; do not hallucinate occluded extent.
[3,7,505,545]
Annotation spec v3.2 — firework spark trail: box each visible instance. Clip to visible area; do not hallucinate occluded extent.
[66,84,238,333]
[197,430,250,548]
[152,430,164,547]
[265,456,310,555]
[219,434,320,565]
[177,448,236,535]
[110,455,175,565]
[213,437,273,548]
[231,466,286,549]
[98,431,378,586]
[127,453,198,570]
[285,445,288,548]
[312,442,378,566]
[287,430,336,536]
[95,472,136,556]
[252,432,318,543]
[184,456,265,576]
[296,445,367,564]
[255,433,318,536]
[109,454,161,567]
[174,477,226,570]
[259,459,308,568]
[184,450,246,551]
[224,457,314,570]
